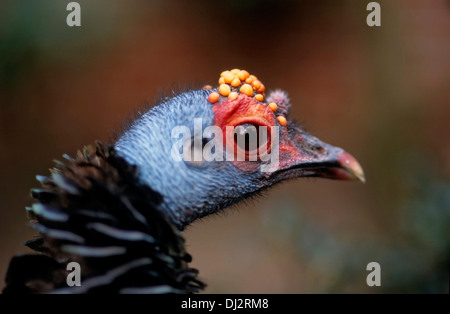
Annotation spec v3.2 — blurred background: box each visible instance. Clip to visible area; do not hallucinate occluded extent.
[0,0,449,293]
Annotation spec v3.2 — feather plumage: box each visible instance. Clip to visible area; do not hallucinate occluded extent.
[3,142,204,294]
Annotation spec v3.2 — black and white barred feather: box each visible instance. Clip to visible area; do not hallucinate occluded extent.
[2,142,205,294]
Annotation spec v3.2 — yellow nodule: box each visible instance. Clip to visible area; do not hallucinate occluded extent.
[268,103,277,112]
[240,84,253,97]
[219,84,231,97]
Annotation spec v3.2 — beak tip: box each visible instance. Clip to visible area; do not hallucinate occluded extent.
[337,151,365,183]
[356,172,366,184]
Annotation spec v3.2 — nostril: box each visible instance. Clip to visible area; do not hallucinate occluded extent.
[311,145,325,154]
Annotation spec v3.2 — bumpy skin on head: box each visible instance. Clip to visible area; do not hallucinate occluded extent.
[116,69,364,230]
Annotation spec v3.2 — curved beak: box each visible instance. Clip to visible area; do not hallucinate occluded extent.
[334,151,365,183]
[272,126,365,183]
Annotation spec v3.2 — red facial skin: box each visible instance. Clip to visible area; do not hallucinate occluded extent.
[212,94,301,173]
[213,94,276,130]
[211,93,365,182]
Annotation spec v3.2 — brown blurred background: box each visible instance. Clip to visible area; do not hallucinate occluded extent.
[1,0,449,293]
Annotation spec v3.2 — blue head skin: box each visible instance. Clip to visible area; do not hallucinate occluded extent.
[116,90,261,229]
[115,88,364,230]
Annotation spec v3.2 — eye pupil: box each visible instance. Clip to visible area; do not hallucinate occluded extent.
[233,123,270,161]
[245,133,251,151]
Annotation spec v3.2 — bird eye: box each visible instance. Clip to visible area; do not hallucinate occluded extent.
[233,123,271,161]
